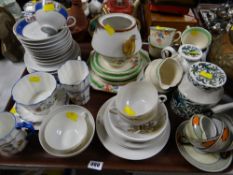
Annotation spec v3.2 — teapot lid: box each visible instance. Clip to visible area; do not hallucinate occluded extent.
[188,62,227,89]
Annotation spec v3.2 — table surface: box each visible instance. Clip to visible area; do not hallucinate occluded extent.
[1,42,233,174]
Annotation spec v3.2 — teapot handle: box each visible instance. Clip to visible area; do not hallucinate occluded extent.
[211,102,233,114]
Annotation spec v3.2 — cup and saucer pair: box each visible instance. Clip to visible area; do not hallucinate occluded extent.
[15,87,69,130]
[176,121,233,172]
[96,97,171,160]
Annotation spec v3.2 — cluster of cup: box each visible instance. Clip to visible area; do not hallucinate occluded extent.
[0,112,34,156]
[179,114,233,153]
[11,60,90,119]
[38,105,95,157]
[148,26,212,62]
[106,81,169,144]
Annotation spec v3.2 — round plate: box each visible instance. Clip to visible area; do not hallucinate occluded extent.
[96,98,170,160]
[176,121,233,172]
[39,105,95,157]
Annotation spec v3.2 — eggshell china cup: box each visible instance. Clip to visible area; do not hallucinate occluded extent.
[57,60,90,105]
[111,81,167,125]
[91,13,142,58]
[12,72,57,115]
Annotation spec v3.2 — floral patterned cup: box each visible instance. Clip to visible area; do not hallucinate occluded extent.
[149,26,181,48]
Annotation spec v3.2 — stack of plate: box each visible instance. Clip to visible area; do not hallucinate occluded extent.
[96,97,170,160]
[13,18,81,74]
[89,50,150,93]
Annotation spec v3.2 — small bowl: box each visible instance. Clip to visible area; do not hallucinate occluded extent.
[12,72,57,115]
[44,105,88,152]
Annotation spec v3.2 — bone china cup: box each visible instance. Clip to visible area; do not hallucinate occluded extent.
[113,81,166,124]
[44,108,88,152]
[12,72,57,115]
[0,112,34,156]
[91,13,142,58]
[57,60,90,105]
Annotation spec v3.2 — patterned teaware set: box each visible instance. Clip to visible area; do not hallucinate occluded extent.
[146,24,233,172]
[0,0,233,172]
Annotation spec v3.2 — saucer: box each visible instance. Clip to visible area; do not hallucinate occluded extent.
[39,105,95,157]
[93,52,142,76]
[96,98,170,160]
[176,121,233,172]
[106,97,168,143]
[16,87,68,124]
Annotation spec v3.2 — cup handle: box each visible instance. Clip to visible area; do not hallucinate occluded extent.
[66,16,76,28]
[159,94,167,103]
[16,121,35,134]
[173,31,182,43]
[161,46,177,59]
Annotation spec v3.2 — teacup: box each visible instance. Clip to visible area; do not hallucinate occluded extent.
[149,26,181,48]
[12,72,57,115]
[0,112,34,156]
[35,9,76,35]
[181,26,212,61]
[110,81,167,125]
[57,60,90,105]
[182,114,218,149]
[44,108,88,152]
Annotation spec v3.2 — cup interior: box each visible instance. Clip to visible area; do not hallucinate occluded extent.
[58,60,89,85]
[12,72,56,105]
[44,110,88,152]
[116,82,158,118]
[181,27,212,50]
[158,58,183,88]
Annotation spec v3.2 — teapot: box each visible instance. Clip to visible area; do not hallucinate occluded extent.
[170,61,232,118]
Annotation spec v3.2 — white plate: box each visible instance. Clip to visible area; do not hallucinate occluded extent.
[106,97,168,143]
[39,105,95,157]
[24,41,80,72]
[16,87,68,123]
[176,121,233,172]
[96,98,171,160]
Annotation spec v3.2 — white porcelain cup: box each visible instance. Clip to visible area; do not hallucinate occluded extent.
[57,60,90,105]
[44,109,88,152]
[0,112,34,156]
[35,9,76,34]
[111,81,167,125]
[12,72,57,115]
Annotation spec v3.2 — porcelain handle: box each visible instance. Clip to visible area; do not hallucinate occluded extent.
[159,94,167,103]
[211,102,233,114]
[161,46,178,59]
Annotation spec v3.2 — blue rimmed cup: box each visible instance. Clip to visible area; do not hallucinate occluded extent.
[0,112,34,156]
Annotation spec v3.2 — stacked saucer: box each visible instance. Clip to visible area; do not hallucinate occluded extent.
[96,82,170,160]
[89,50,150,93]
[13,18,80,74]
